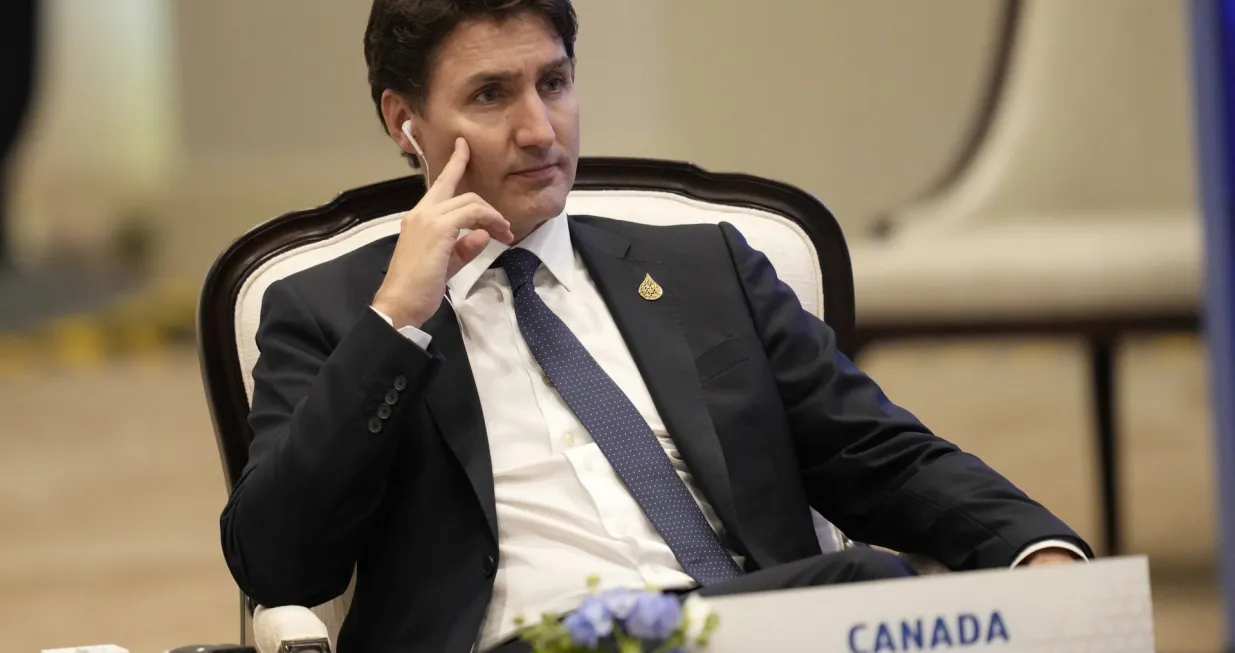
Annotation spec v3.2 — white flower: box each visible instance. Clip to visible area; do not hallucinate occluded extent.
[681,594,716,644]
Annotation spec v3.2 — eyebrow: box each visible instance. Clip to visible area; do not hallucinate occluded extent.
[463,55,572,89]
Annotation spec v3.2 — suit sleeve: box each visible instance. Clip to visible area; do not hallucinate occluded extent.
[220,280,441,607]
[718,222,1092,569]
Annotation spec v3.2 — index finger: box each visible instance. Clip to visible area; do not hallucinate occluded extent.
[424,137,469,202]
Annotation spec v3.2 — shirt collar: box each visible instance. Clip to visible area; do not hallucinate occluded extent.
[447,210,575,298]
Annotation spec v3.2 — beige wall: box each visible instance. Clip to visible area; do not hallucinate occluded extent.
[11,0,1006,280]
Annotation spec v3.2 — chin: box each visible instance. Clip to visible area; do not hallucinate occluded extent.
[504,189,569,228]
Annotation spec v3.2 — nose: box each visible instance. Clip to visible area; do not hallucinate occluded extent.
[512,92,555,151]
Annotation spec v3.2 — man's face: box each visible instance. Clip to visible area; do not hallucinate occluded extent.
[396,13,579,236]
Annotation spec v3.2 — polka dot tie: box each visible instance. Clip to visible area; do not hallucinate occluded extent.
[497,248,742,586]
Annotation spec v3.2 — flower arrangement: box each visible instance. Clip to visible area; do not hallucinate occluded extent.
[516,578,721,653]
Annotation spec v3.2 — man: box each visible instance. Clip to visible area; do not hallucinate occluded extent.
[220,1,1091,652]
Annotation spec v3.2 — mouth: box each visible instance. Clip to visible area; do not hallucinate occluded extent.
[511,162,558,178]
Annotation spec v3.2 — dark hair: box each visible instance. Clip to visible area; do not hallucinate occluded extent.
[364,0,578,168]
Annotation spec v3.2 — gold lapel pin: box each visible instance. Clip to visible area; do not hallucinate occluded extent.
[638,273,663,301]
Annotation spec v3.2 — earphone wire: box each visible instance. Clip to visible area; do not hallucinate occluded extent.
[402,119,433,191]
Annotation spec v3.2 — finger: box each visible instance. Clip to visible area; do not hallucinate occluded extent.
[435,191,493,215]
[423,137,469,203]
[446,203,514,243]
[446,230,492,278]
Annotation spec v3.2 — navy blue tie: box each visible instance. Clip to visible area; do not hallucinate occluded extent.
[496,248,742,586]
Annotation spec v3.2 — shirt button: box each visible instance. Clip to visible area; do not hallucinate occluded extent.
[563,434,575,447]
[367,417,383,434]
[384,389,399,405]
[393,375,408,391]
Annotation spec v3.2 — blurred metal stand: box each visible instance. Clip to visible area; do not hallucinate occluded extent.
[0,0,38,270]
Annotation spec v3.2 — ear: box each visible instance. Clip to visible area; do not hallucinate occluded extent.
[380,89,419,154]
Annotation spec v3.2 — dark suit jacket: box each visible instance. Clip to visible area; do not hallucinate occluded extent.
[220,215,1089,653]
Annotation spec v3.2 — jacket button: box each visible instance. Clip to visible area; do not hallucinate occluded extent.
[393,375,408,391]
[482,555,497,578]
[377,404,392,420]
[367,417,383,434]
[384,389,399,405]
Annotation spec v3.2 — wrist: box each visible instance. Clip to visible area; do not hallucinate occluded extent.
[1021,549,1080,566]
[371,298,426,331]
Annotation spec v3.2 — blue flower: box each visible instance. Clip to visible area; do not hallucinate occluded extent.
[563,596,614,647]
[597,588,640,620]
[624,593,683,641]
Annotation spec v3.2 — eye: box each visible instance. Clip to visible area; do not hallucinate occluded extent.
[473,85,503,104]
[542,74,570,94]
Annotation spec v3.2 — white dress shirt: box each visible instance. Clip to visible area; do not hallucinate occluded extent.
[372,211,1085,650]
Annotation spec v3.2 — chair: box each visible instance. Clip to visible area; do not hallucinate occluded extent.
[848,0,1202,556]
[197,158,859,652]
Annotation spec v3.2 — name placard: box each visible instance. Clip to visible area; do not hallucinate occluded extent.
[705,556,1153,652]
[41,647,129,653]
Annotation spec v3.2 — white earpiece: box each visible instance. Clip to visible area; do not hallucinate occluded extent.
[402,118,433,190]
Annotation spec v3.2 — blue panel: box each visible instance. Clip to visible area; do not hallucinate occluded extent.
[1190,0,1235,643]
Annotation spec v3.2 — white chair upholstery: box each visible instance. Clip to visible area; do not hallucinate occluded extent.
[235,187,847,652]
[852,0,1201,323]
[236,190,824,401]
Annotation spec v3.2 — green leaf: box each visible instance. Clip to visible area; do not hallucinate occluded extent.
[528,628,579,653]
[651,631,686,653]
[696,613,721,647]
[614,629,644,653]
[520,614,573,653]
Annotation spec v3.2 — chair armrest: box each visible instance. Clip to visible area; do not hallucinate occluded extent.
[253,605,332,653]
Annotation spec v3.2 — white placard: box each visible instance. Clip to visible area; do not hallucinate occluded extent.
[705,556,1153,652]
[42,647,129,653]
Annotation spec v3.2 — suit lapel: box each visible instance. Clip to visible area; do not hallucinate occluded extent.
[379,244,497,543]
[569,218,742,550]
[420,303,498,542]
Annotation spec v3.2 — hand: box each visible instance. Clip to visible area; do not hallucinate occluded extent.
[372,137,515,329]
[1020,549,1080,567]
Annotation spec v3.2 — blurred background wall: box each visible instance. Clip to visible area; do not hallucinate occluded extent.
[0,1,1218,651]
[10,0,1007,280]
[9,0,176,271]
